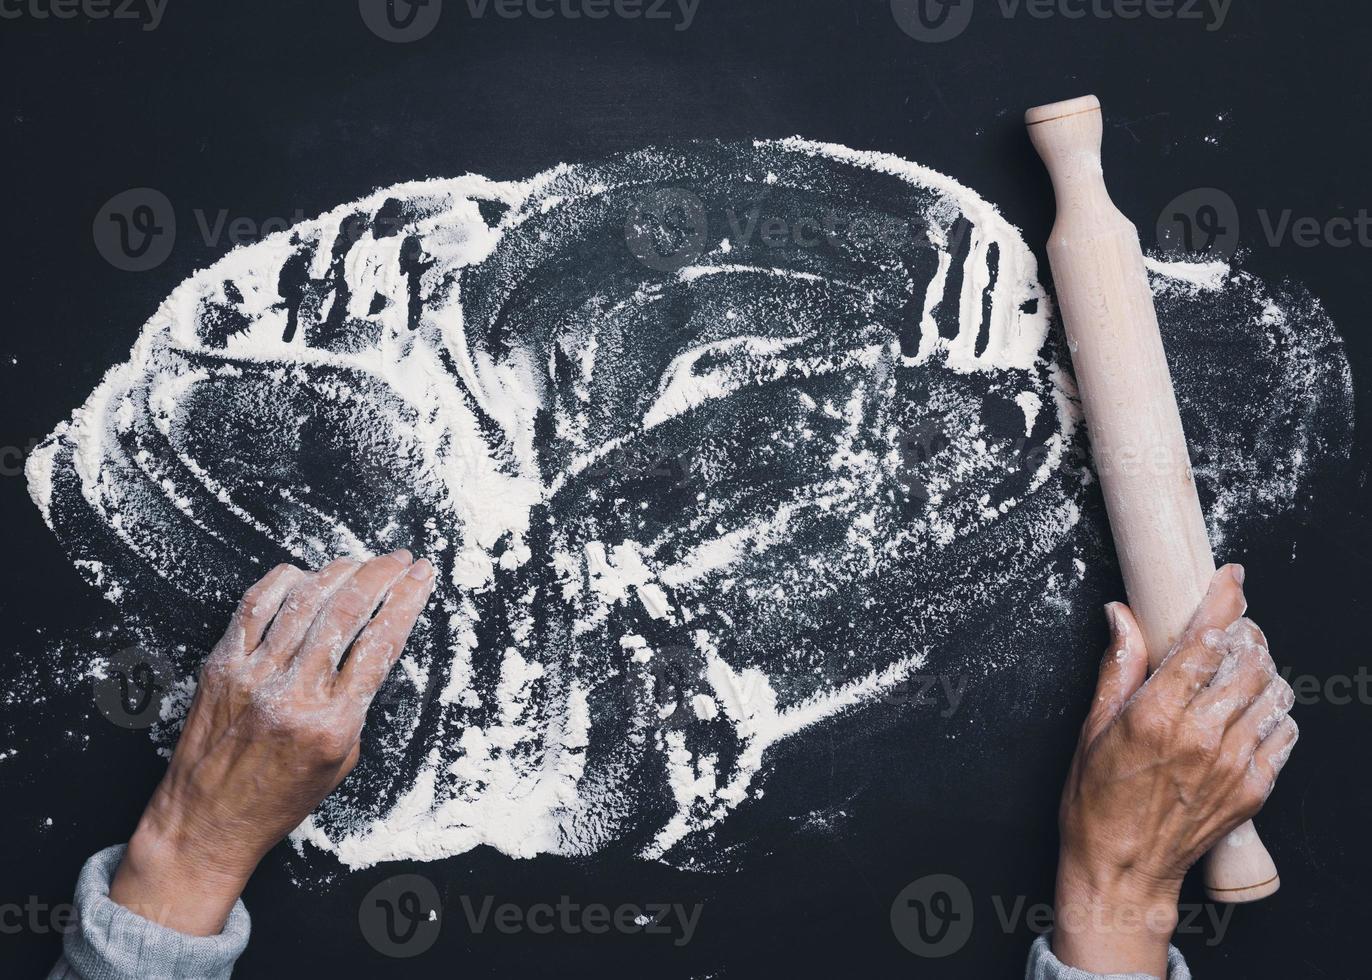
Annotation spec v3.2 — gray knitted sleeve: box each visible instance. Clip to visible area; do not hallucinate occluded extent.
[47,845,250,980]
[1027,935,1192,980]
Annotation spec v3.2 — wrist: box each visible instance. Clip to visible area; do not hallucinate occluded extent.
[1056,852,1182,923]
[1052,855,1181,977]
[109,791,258,936]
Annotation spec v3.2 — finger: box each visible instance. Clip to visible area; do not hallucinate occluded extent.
[1244,716,1299,806]
[338,559,436,702]
[296,550,414,675]
[229,563,307,652]
[1224,671,1296,757]
[1189,619,1277,726]
[1148,564,1248,704]
[1182,564,1249,641]
[260,558,362,661]
[1081,602,1150,743]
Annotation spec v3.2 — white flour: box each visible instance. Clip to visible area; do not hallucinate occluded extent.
[26,141,1352,870]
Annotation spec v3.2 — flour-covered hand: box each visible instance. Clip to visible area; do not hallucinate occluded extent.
[108,551,435,935]
[1052,565,1298,976]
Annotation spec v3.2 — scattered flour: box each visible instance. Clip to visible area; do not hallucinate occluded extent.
[24,141,1352,870]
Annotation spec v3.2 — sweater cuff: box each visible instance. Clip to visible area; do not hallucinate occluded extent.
[1027,935,1191,980]
[50,844,250,980]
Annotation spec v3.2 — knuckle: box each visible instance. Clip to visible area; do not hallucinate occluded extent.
[1216,747,1249,778]
[1198,627,1229,653]
[198,659,226,690]
[280,715,348,759]
[1229,617,1268,646]
[1273,716,1300,751]
[323,558,361,577]
[331,591,372,623]
[370,639,400,667]
[1271,677,1296,710]
[1125,708,1168,735]
[313,728,354,762]
[1237,778,1268,816]
[1120,705,1153,738]
[1126,708,1174,747]
[1179,719,1223,759]
[243,565,300,603]
[1234,646,1269,680]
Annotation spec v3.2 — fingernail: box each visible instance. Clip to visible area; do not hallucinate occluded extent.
[1231,564,1246,587]
[390,548,413,564]
[407,559,433,581]
[1104,603,1124,637]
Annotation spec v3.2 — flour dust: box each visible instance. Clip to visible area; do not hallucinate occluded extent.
[25,141,1353,869]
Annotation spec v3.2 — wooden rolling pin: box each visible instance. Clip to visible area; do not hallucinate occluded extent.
[1026,95,1279,904]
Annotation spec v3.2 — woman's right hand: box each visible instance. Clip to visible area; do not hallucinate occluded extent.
[1052,565,1298,976]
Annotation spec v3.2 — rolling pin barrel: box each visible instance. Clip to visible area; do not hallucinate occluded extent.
[1027,95,1279,904]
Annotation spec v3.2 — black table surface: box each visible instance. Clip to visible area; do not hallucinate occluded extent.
[3,1,1370,976]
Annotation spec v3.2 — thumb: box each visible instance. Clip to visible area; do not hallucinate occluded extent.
[1082,602,1150,743]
